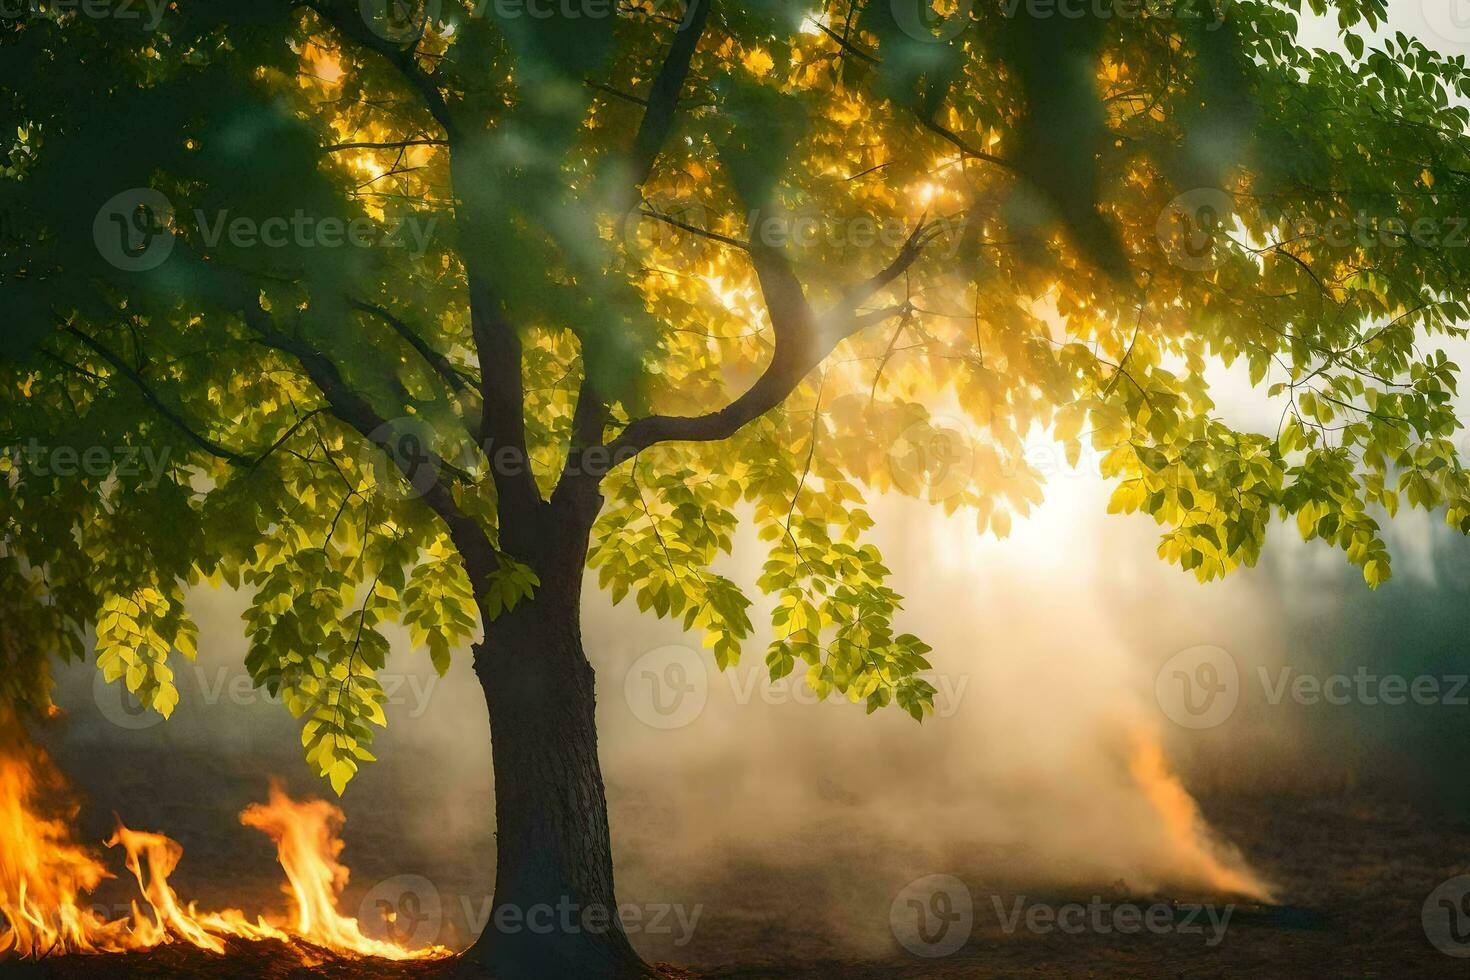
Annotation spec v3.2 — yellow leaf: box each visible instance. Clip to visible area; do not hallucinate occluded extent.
[744,47,774,77]
[328,759,355,796]
[154,683,179,719]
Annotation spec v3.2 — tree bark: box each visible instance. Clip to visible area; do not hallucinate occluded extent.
[460,502,651,979]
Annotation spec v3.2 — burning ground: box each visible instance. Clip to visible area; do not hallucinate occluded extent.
[4,724,1468,979]
[0,710,450,969]
[5,497,1470,976]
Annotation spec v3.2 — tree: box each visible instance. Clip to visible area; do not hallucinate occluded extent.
[4,0,1470,974]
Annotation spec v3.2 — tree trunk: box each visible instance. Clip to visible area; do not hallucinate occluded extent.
[459,505,652,979]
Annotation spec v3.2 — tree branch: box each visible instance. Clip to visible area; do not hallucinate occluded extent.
[64,326,250,465]
[600,229,932,464]
[350,299,475,397]
[916,114,1014,172]
[628,0,713,190]
[585,79,648,107]
[304,0,458,139]
[325,138,448,153]
[241,302,498,581]
[465,276,545,535]
[558,0,715,504]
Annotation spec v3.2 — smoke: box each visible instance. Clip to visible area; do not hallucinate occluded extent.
[593,479,1282,961]
[37,422,1470,964]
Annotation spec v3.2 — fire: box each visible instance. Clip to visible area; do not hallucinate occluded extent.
[1128,730,1275,902]
[0,734,129,957]
[0,713,448,962]
[240,782,430,961]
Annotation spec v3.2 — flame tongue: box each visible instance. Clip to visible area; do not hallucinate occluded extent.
[0,727,124,957]
[0,713,445,962]
[1128,730,1274,901]
[240,782,428,960]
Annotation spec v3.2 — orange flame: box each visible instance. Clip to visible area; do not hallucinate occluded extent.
[0,713,447,962]
[240,782,432,960]
[0,735,130,956]
[1128,730,1274,901]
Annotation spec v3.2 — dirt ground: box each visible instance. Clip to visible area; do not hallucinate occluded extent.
[6,782,1470,979]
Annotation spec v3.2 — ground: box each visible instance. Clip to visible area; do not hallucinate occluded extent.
[6,785,1469,978]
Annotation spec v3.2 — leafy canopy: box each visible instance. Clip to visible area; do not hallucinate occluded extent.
[3,0,1470,792]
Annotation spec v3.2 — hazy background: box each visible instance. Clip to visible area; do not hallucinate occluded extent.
[36,392,1470,961]
[23,4,1470,967]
